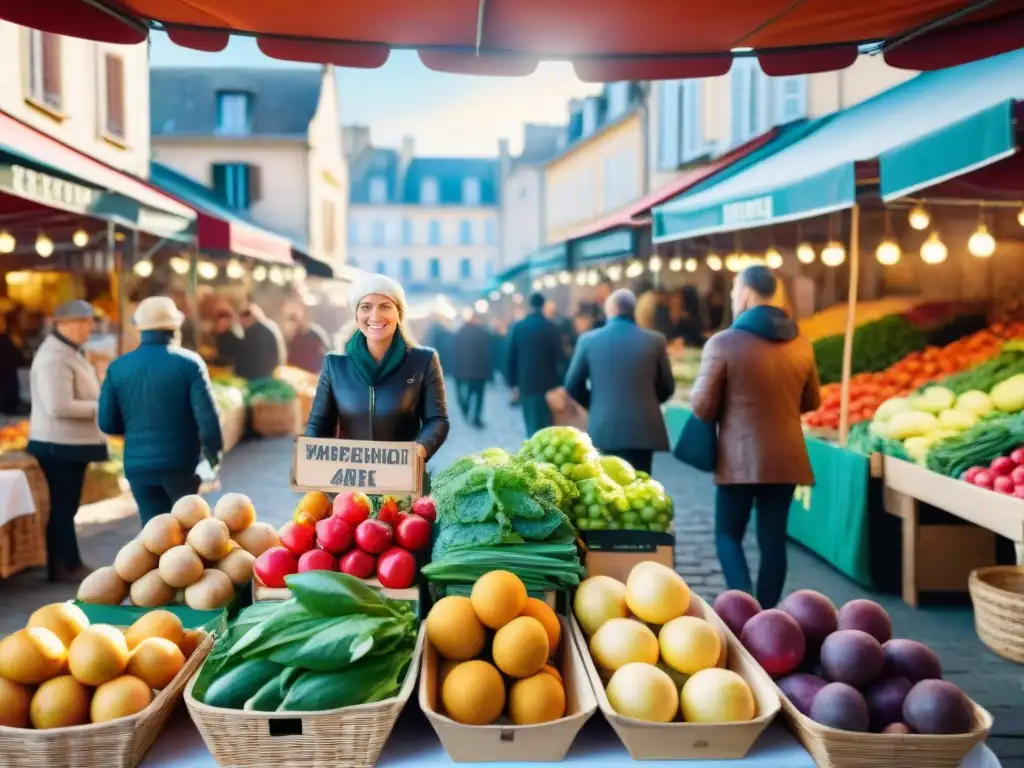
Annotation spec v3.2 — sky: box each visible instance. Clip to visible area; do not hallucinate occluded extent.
[149,33,600,157]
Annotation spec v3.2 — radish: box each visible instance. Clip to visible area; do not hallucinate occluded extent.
[973,471,994,490]
[990,457,1016,476]
[993,476,1015,495]
[962,467,987,484]
[1011,466,1024,487]
[376,547,417,589]
[1013,486,1024,500]
[354,519,393,554]
[1010,447,1024,466]
[394,514,431,552]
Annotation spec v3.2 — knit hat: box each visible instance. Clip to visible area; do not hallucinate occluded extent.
[53,299,98,322]
[134,296,185,331]
[349,273,407,320]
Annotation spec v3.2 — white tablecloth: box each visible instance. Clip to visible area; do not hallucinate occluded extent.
[142,707,1002,768]
[0,469,35,527]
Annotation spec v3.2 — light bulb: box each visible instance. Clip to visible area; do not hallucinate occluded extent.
[1018,207,1024,227]
[725,254,742,272]
[226,259,245,279]
[685,258,697,273]
[908,205,930,231]
[474,299,489,314]
[875,239,902,266]
[532,279,543,290]
[542,274,557,289]
[198,261,219,280]
[821,241,846,267]
[606,265,622,281]
[586,270,599,286]
[133,259,153,277]
[765,248,783,269]
[796,243,816,264]
[575,272,586,286]
[649,256,663,273]
[706,254,723,272]
[625,261,644,279]
[294,266,306,282]
[668,257,683,272]
[35,233,54,258]
[0,231,14,254]
[967,224,996,258]
[72,228,89,248]
[558,271,571,285]
[269,266,284,285]
[920,232,948,265]
[501,281,515,294]
[252,265,267,282]
[169,256,190,275]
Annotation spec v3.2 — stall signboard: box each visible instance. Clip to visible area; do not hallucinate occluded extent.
[291,437,422,496]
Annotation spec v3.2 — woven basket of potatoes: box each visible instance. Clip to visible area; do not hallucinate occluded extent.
[77,493,282,611]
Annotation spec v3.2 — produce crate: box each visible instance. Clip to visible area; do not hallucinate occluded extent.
[571,596,780,760]
[582,530,675,583]
[0,613,215,768]
[220,404,247,455]
[184,625,424,768]
[420,616,597,762]
[251,399,301,438]
[969,565,1024,664]
[0,452,49,579]
[252,574,420,605]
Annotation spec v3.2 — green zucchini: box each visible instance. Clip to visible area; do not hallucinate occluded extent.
[203,657,284,710]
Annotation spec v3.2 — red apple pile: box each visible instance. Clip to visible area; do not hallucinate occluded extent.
[253,493,436,590]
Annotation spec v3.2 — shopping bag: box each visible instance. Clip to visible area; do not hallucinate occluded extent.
[672,411,718,472]
[546,387,588,431]
[196,457,220,494]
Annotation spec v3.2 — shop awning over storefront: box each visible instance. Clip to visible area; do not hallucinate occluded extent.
[150,162,293,265]
[653,49,1024,244]
[0,111,196,240]
[290,241,334,278]
[572,227,636,268]
[527,243,569,277]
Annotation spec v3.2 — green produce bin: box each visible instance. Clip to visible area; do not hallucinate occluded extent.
[73,601,229,633]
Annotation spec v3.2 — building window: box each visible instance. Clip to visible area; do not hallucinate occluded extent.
[372,220,386,246]
[401,218,413,245]
[730,60,770,146]
[484,219,496,245]
[368,176,388,204]
[216,92,253,136]
[102,54,125,141]
[322,199,336,254]
[459,220,473,246]
[212,163,261,210]
[462,177,481,205]
[421,176,439,205]
[349,221,359,245]
[25,30,62,112]
[400,257,412,281]
[376,260,387,275]
[774,76,808,125]
[428,258,441,280]
[428,219,441,246]
[460,259,472,279]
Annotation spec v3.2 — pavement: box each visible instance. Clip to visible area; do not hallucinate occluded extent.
[1,379,1020,765]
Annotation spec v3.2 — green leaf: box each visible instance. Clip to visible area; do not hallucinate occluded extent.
[227,601,322,659]
[452,488,497,523]
[267,615,391,672]
[284,570,395,617]
[244,668,292,711]
[277,649,412,712]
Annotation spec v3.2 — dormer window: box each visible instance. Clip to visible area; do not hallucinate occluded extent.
[216,91,252,136]
[368,176,387,204]
[421,176,439,205]
[462,177,481,205]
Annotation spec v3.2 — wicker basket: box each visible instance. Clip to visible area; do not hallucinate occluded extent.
[251,399,301,438]
[969,565,1024,664]
[0,452,50,579]
[184,626,424,767]
[0,632,214,768]
[219,404,247,454]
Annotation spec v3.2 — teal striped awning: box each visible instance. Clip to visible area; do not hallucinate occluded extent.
[528,243,568,276]
[572,227,636,266]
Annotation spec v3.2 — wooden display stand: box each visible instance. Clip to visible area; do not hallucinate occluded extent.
[881,456,1024,607]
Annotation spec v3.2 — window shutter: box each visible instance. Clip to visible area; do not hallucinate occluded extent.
[773,76,808,125]
[105,55,125,138]
[681,81,704,162]
[730,64,750,146]
[211,164,229,203]
[42,33,62,109]
[657,81,681,170]
[247,164,262,203]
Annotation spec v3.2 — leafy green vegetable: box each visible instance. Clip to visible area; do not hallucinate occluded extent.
[925,411,1024,477]
[278,648,412,712]
[814,316,927,385]
[245,377,298,404]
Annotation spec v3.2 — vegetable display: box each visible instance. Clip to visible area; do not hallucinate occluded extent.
[813,315,927,386]
[194,571,417,712]
[960,446,1024,498]
[925,413,1024,480]
[245,378,298,404]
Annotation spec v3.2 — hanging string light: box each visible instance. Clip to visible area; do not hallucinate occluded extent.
[668,257,683,272]
[532,278,543,290]
[269,266,285,285]
[908,204,931,231]
[0,231,14,254]
[625,261,644,279]
[489,290,501,302]
[685,258,697,273]
[967,224,996,258]
[606,264,622,281]
[558,271,572,285]
[1018,207,1024,227]
[169,255,190,275]
[226,259,246,279]
[575,271,586,286]
[920,232,948,265]
[72,228,90,248]
[724,253,742,272]
[294,266,306,282]
[252,265,267,282]
[197,261,219,280]
[133,259,154,277]
[764,247,783,269]
[875,208,901,266]
[821,241,846,267]
[474,299,489,314]
[501,281,515,294]
[796,243,816,264]
[542,274,557,289]
[649,255,663,273]
[35,233,54,258]
[706,254,723,271]
[586,270,600,286]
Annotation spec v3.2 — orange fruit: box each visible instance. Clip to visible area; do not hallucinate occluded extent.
[540,664,563,686]
[127,637,185,690]
[425,597,485,661]
[294,492,331,524]
[470,571,527,630]
[519,598,561,655]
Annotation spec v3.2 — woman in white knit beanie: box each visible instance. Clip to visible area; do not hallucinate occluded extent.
[305,274,450,469]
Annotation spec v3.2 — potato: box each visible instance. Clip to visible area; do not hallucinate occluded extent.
[129,569,176,608]
[232,522,280,558]
[171,495,211,530]
[213,493,256,533]
[215,548,255,586]
[158,545,205,588]
[113,540,159,583]
[141,514,185,556]
[77,566,129,605]
[186,518,232,561]
[184,569,235,611]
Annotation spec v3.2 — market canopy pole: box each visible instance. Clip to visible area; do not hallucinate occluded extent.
[838,204,861,447]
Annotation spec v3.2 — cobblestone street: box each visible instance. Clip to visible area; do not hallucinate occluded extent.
[0,379,1020,764]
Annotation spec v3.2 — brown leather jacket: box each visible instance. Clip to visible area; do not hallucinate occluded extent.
[691,317,821,486]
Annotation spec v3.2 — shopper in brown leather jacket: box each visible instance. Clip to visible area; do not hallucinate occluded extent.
[690,266,820,608]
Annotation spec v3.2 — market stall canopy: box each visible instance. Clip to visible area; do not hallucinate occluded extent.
[652,49,1024,243]
[149,162,293,265]
[2,0,1022,79]
[290,241,335,279]
[527,243,569,277]
[0,111,196,240]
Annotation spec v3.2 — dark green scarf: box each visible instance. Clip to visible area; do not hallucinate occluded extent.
[345,331,407,386]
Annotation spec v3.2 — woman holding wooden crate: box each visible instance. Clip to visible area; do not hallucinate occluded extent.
[304,274,450,485]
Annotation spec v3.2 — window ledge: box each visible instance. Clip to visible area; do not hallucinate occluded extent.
[102,133,129,150]
[24,97,66,123]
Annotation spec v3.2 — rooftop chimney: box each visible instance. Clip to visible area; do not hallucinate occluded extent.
[342,124,372,158]
[398,134,415,186]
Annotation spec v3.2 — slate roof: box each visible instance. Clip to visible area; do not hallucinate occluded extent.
[348,147,400,204]
[514,124,565,167]
[150,67,324,137]
[348,149,500,206]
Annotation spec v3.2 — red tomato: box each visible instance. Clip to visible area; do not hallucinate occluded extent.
[339,549,376,579]
[376,547,417,589]
[354,519,393,554]
[394,514,431,552]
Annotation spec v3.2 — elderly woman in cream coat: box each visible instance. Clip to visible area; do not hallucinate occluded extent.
[27,300,108,582]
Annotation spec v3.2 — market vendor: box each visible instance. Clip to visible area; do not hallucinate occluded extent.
[304,274,450,480]
[26,300,108,583]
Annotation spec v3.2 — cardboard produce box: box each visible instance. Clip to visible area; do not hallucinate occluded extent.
[582,530,675,582]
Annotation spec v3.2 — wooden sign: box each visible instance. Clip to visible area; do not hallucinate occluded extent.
[291,437,422,496]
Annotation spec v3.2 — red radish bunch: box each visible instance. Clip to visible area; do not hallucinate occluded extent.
[254,492,437,590]
[961,447,1024,499]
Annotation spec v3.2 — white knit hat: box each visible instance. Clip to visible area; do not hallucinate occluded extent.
[349,273,407,320]
[134,296,185,331]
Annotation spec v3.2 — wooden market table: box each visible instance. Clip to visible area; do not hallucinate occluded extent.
[880,456,1024,607]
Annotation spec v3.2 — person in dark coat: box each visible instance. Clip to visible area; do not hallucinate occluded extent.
[235,303,285,381]
[286,308,331,374]
[423,317,454,375]
[565,289,675,475]
[506,293,566,437]
[99,297,223,525]
[212,308,245,370]
[0,311,25,414]
[452,312,494,428]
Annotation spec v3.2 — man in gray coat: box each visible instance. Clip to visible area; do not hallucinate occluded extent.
[565,289,675,474]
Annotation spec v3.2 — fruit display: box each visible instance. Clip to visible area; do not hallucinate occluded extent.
[572,563,759,726]
[77,494,267,610]
[958,444,1024,498]
[0,604,204,729]
[193,571,418,712]
[719,589,977,735]
[424,570,568,726]
[0,420,28,455]
[255,491,433,591]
